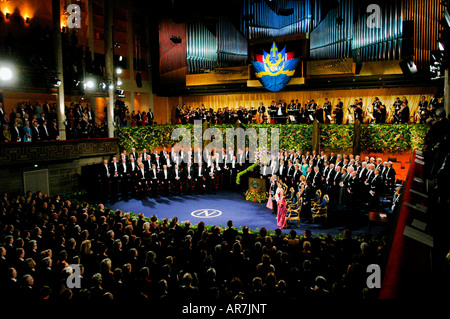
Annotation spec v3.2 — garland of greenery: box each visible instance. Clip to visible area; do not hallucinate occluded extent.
[236,162,259,185]
[118,124,429,154]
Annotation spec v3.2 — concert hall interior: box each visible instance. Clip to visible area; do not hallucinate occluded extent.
[0,0,449,308]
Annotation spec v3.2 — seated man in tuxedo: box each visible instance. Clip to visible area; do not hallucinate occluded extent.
[159,164,172,196]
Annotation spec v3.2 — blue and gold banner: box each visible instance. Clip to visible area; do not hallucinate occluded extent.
[251,42,299,92]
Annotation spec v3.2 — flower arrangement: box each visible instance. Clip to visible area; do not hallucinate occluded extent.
[244,190,268,203]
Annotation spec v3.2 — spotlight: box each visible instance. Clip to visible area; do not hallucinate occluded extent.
[0,67,13,81]
[116,78,122,86]
[108,83,115,90]
[119,56,123,61]
[116,67,122,75]
[85,79,95,89]
[439,41,445,51]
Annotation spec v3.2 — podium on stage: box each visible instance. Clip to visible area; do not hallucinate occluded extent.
[249,177,266,193]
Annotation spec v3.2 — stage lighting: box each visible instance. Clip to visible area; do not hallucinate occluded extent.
[116,78,122,86]
[439,41,445,51]
[0,66,13,81]
[108,83,114,90]
[85,79,95,89]
[119,55,123,61]
[116,67,122,75]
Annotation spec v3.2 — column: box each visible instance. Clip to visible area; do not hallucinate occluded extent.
[52,0,66,140]
[104,0,115,137]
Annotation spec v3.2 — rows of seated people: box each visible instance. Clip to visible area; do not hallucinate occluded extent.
[0,191,387,303]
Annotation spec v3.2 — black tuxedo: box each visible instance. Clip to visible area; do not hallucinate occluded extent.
[260,165,271,178]
[354,107,363,122]
[100,163,111,181]
[48,125,59,140]
[369,174,383,194]
[39,125,50,140]
[312,171,322,189]
[128,161,139,175]
[286,165,295,179]
[278,164,286,180]
[31,125,41,141]
[110,161,120,179]
[358,167,368,181]
[329,156,337,165]
[305,171,314,184]
[11,126,22,142]
[325,168,336,188]
[385,167,396,186]
[291,169,302,187]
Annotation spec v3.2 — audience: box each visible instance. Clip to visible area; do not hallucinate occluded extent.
[0,190,387,304]
[0,101,108,142]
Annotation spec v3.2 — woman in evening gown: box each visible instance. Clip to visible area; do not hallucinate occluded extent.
[276,180,288,229]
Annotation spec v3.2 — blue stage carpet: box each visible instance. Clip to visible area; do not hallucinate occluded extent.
[99,191,385,237]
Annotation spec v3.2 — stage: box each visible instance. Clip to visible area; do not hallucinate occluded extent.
[95,190,387,237]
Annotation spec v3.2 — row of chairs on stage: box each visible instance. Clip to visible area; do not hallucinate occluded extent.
[277,182,330,227]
